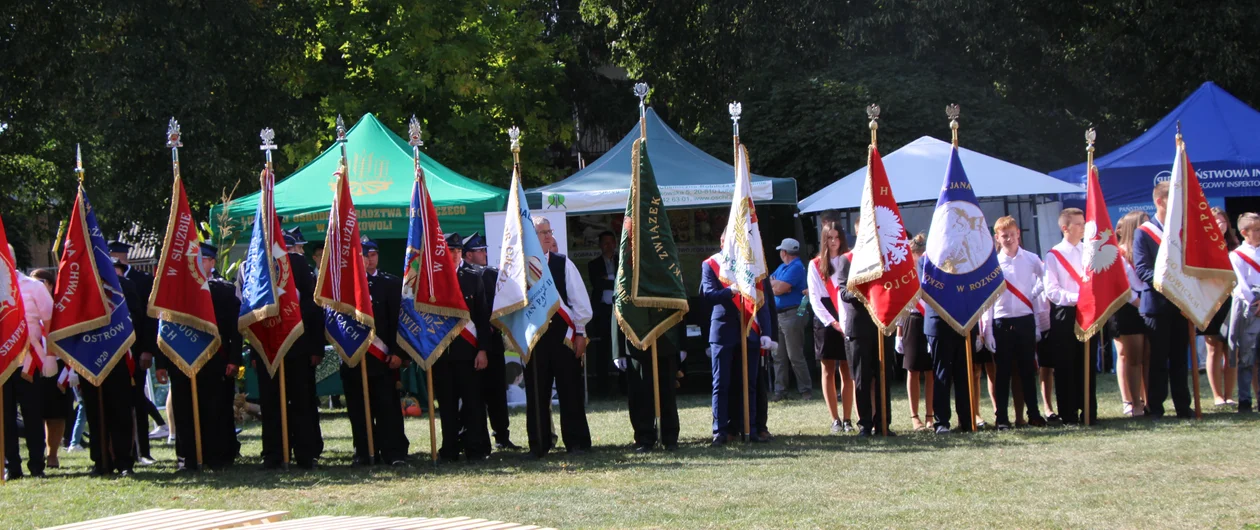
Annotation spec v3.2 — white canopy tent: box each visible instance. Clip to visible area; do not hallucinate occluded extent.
[798,136,1084,254]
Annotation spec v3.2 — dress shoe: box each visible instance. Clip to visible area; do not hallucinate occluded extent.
[857,427,872,438]
[748,434,770,443]
[296,459,318,470]
[663,442,678,451]
[495,440,522,451]
[634,444,653,454]
[117,469,133,478]
[1239,400,1253,413]
[800,391,814,400]
[567,448,588,456]
[1027,416,1047,427]
[996,423,1012,432]
[710,436,727,448]
[3,469,21,481]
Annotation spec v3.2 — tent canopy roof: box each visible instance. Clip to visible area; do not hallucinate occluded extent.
[799,136,1080,213]
[526,108,796,214]
[214,113,506,239]
[1050,81,1260,183]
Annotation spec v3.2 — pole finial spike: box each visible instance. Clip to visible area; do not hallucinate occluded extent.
[508,126,521,153]
[867,104,880,147]
[946,104,961,147]
[166,118,182,149]
[336,115,347,143]
[408,115,424,148]
[75,144,84,182]
[259,128,277,151]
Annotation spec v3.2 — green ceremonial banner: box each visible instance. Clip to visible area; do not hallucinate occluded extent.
[614,137,689,349]
[211,113,505,251]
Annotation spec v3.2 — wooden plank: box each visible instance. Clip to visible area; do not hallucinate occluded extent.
[103,509,214,530]
[177,510,289,530]
[42,509,169,530]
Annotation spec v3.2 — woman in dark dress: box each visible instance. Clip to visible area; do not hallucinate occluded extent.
[1110,211,1150,416]
[808,222,855,434]
[898,233,933,431]
[1203,207,1239,406]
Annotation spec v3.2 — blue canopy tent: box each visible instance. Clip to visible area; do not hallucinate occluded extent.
[1050,81,1260,219]
[526,107,796,213]
[800,136,1081,253]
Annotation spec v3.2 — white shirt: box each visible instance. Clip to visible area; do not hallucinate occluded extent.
[554,254,593,335]
[807,256,844,327]
[1231,241,1260,303]
[18,273,55,377]
[1123,259,1142,305]
[1043,238,1084,307]
[989,247,1043,319]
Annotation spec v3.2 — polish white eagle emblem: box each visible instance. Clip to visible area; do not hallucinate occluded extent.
[875,205,911,271]
[1082,221,1119,278]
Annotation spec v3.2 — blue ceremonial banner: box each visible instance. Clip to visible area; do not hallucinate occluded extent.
[238,204,278,322]
[920,147,1006,334]
[490,163,563,364]
[48,188,136,386]
[158,321,218,371]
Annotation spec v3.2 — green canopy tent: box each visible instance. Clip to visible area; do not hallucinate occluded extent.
[210,113,506,273]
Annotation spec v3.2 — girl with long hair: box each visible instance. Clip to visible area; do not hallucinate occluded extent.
[899,233,933,430]
[808,222,855,433]
[1112,210,1151,415]
[1203,207,1239,405]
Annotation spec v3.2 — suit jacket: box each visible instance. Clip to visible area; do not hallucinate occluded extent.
[699,260,772,345]
[124,267,159,357]
[289,252,325,358]
[478,265,505,356]
[836,254,878,339]
[451,261,491,361]
[367,270,403,375]
[1132,218,1174,316]
[586,255,618,303]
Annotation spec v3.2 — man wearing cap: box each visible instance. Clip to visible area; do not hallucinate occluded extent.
[341,238,409,465]
[108,240,161,464]
[585,231,619,397]
[427,234,492,461]
[462,233,519,450]
[527,218,593,458]
[155,242,243,471]
[255,228,323,469]
[770,238,812,401]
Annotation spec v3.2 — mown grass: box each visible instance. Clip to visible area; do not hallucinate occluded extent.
[3,374,1258,529]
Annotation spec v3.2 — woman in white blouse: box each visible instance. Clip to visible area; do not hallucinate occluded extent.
[808,222,854,434]
[1111,211,1150,416]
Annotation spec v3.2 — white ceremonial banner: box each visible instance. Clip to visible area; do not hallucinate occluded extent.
[485,210,568,267]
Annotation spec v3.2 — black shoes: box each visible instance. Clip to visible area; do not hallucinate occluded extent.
[1239,400,1253,413]
[996,423,1012,432]
[857,427,871,438]
[495,440,522,451]
[1028,416,1048,427]
[633,444,654,454]
[710,436,727,448]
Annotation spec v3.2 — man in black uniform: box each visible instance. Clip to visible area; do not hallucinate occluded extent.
[586,231,619,397]
[108,240,161,464]
[254,230,325,469]
[836,251,896,437]
[622,324,683,452]
[462,233,519,450]
[340,238,409,465]
[156,243,242,471]
[78,259,140,477]
[429,234,491,462]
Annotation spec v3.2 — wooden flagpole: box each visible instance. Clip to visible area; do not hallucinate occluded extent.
[1084,131,1095,428]
[740,313,751,441]
[1083,341,1091,426]
[1189,320,1202,419]
[98,386,111,473]
[191,378,204,468]
[279,362,291,469]
[879,336,888,436]
[651,342,662,447]
[427,366,437,464]
[360,360,375,464]
[1,389,6,483]
[965,329,978,432]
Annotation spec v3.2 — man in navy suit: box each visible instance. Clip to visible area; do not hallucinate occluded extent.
[1132,181,1193,419]
[700,253,773,446]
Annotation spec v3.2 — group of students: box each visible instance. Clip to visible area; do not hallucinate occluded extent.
[790,181,1260,438]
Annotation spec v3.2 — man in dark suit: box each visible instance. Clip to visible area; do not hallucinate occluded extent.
[108,240,162,464]
[586,231,619,396]
[699,253,773,446]
[340,238,409,465]
[461,233,519,450]
[836,251,896,437]
[1132,181,1193,419]
[430,234,491,461]
[79,259,141,476]
[156,243,243,471]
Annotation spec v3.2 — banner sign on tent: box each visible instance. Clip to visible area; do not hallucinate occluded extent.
[540,181,774,215]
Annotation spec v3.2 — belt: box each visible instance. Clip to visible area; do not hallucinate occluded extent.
[777,306,798,314]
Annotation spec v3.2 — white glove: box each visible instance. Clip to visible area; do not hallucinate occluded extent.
[613,357,628,371]
[768,340,779,351]
[895,336,904,354]
[680,350,688,362]
[759,336,773,350]
[984,330,996,353]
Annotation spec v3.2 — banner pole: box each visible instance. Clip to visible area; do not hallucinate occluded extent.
[965,329,977,432]
[1,389,5,484]
[191,377,204,469]
[741,313,751,441]
[427,366,437,464]
[279,361,290,470]
[98,385,110,474]
[1189,320,1202,419]
[361,360,375,464]
[879,335,888,436]
[1083,341,1091,427]
[651,341,662,448]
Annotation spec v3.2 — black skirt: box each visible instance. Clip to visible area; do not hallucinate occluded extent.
[40,373,74,420]
[813,299,846,361]
[1108,303,1145,337]
[1196,301,1230,336]
[902,313,932,371]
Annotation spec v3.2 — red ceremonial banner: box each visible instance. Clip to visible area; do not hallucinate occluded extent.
[848,146,920,333]
[49,191,110,339]
[0,213,31,385]
[1179,154,1234,278]
[1075,165,1132,341]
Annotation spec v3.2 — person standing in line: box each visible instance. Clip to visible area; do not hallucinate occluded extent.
[1228,212,1260,413]
[898,233,933,431]
[701,245,773,446]
[769,238,811,401]
[586,231,619,398]
[1111,211,1151,416]
[3,254,55,479]
[1133,183,1193,419]
[108,241,161,465]
[1044,207,1099,425]
[836,233,895,438]
[462,233,520,450]
[1203,207,1239,406]
[807,222,855,434]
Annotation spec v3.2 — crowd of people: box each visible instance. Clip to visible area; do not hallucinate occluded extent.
[4,181,1257,479]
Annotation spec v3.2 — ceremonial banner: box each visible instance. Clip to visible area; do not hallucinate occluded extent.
[1154,137,1236,329]
[920,147,1005,333]
[149,174,220,376]
[847,145,919,334]
[397,157,470,369]
[0,213,30,385]
[1075,164,1132,340]
[237,166,304,376]
[316,161,376,366]
[717,144,768,329]
[614,137,688,349]
[48,186,136,385]
[491,162,564,364]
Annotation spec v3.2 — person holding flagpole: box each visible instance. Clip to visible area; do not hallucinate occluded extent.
[1134,183,1193,420]
[1043,207,1097,425]
[461,233,519,450]
[809,222,855,434]
[430,233,492,462]
[280,227,325,468]
[3,238,43,480]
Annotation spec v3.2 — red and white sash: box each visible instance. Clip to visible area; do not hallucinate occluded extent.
[1004,280,1036,311]
[1139,221,1164,246]
[810,257,841,311]
[1046,249,1083,287]
[706,258,761,335]
[1234,249,1260,274]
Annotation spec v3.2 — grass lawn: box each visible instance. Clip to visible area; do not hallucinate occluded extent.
[3,373,1258,529]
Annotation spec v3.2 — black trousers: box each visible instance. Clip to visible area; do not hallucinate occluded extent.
[929,330,973,430]
[80,368,136,473]
[723,352,769,437]
[479,351,511,444]
[1144,312,1193,418]
[133,375,154,459]
[434,356,489,459]
[340,359,408,463]
[169,368,239,469]
[1051,306,1098,424]
[846,335,895,431]
[589,305,615,397]
[626,343,679,447]
[994,315,1041,425]
[257,356,323,465]
[524,328,590,456]
[3,376,45,475]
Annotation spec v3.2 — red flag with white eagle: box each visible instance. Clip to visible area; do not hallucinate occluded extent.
[0,213,30,385]
[846,143,919,334]
[1075,163,1131,341]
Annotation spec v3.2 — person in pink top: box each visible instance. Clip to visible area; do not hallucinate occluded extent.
[3,245,54,479]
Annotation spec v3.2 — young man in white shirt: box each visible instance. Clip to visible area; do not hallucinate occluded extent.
[981,217,1048,429]
[1228,212,1260,413]
[1043,207,1098,425]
